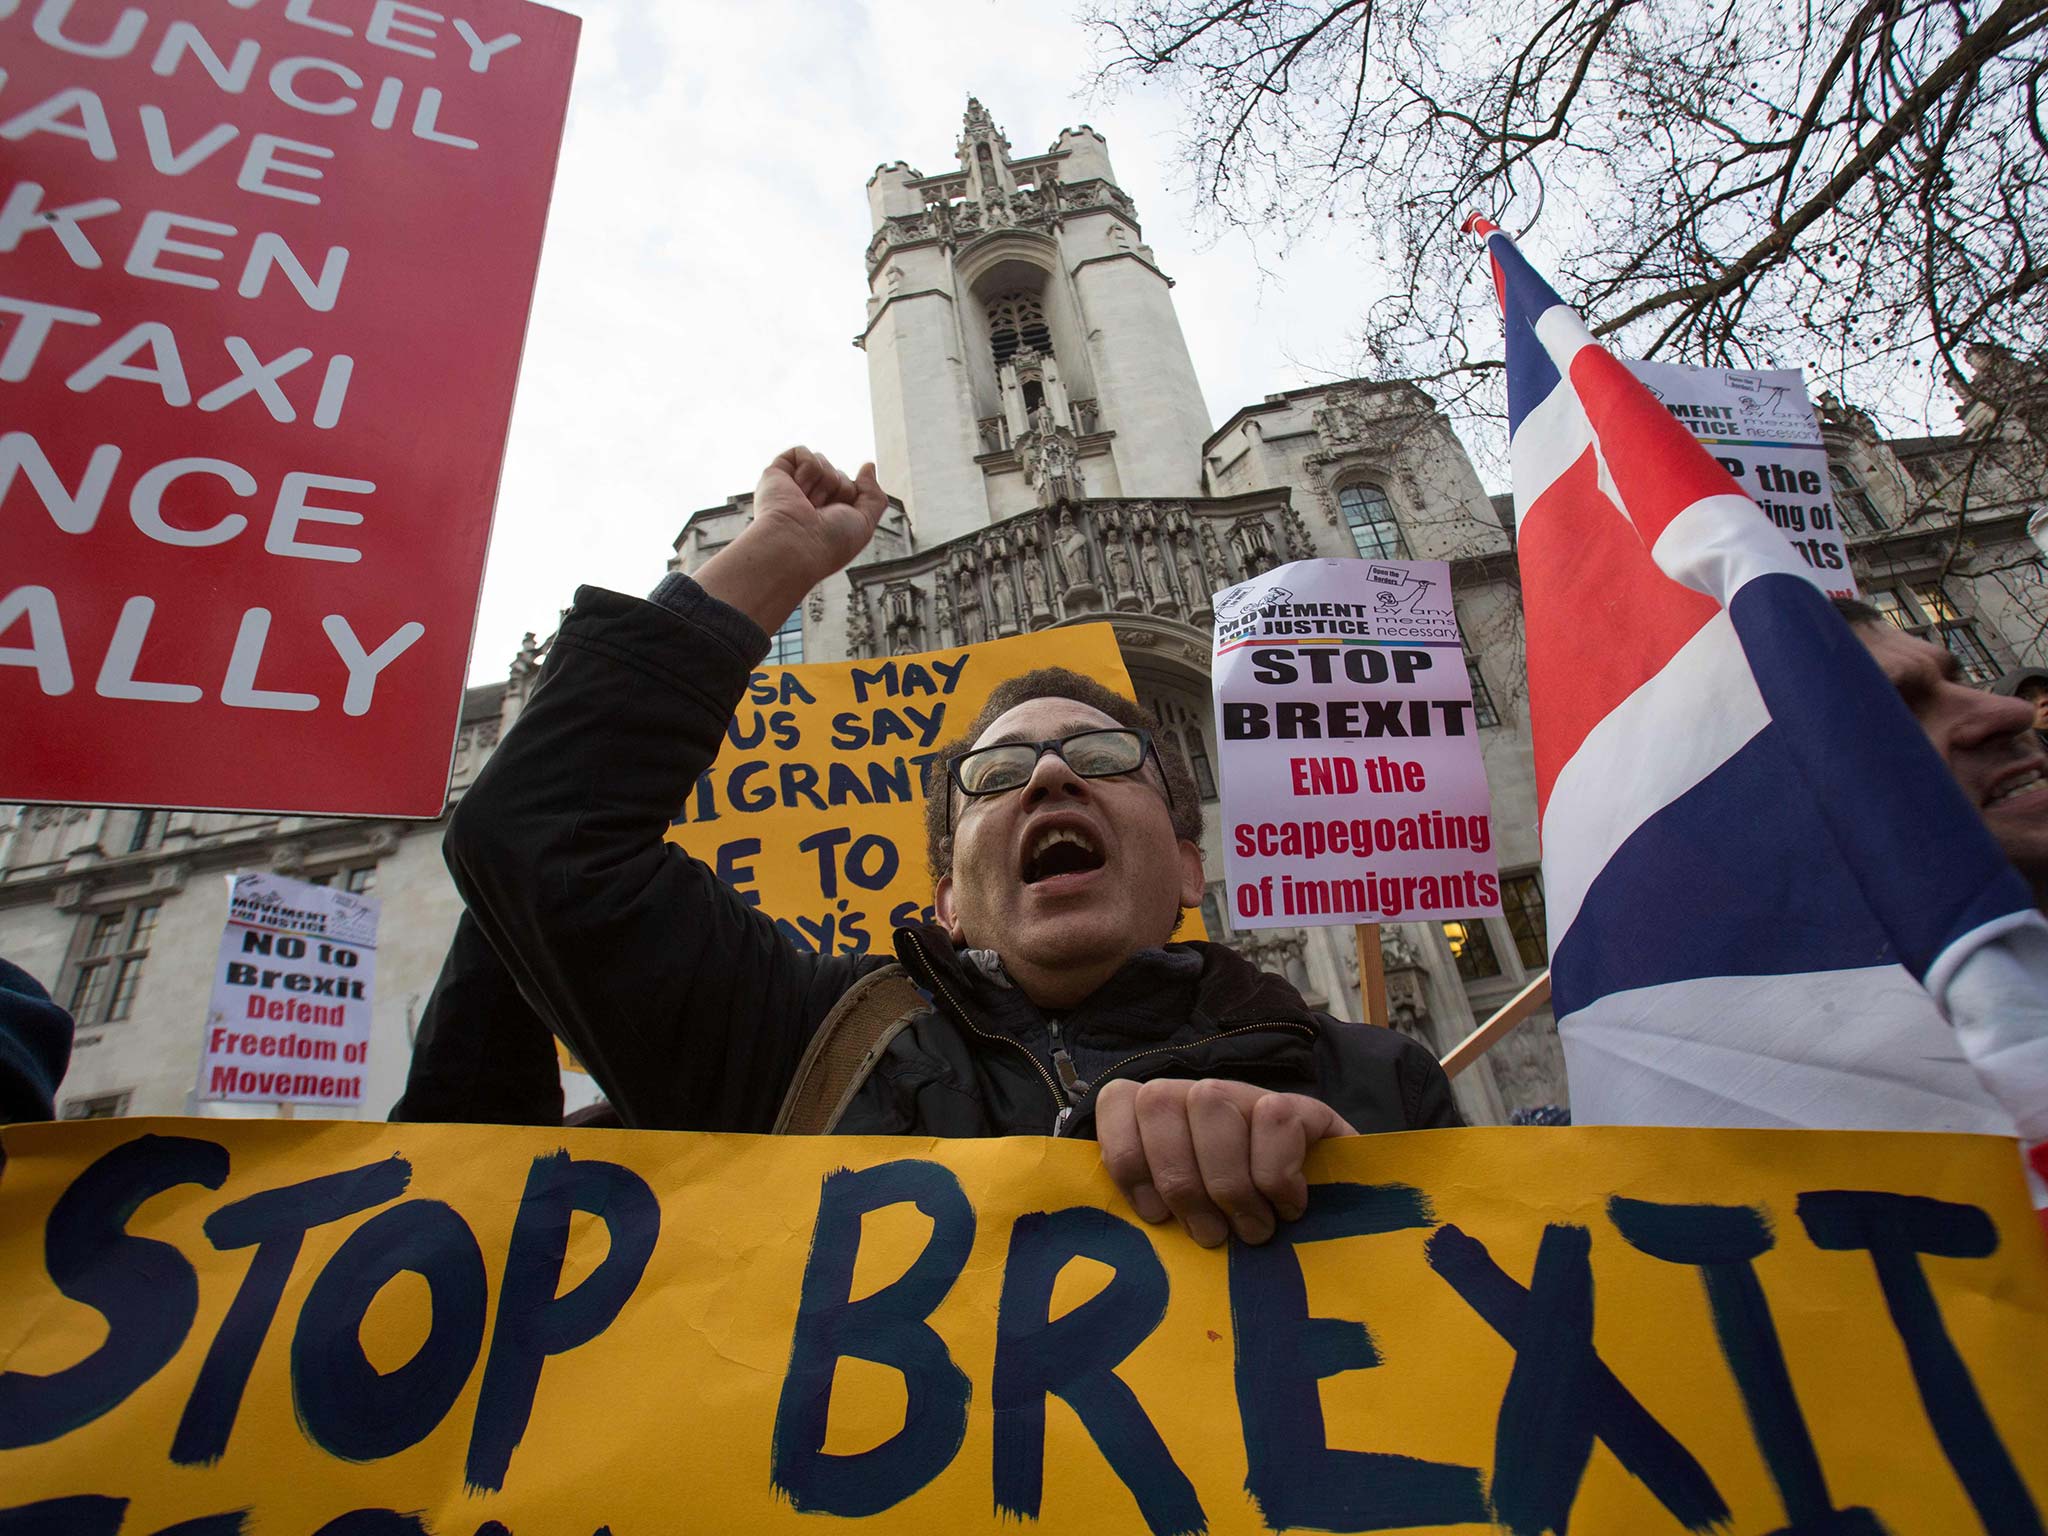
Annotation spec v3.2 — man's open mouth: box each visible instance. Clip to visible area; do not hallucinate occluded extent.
[1022,826,1106,883]
[1985,767,2048,809]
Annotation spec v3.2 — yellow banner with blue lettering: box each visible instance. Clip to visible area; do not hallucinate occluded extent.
[1,1121,2044,1534]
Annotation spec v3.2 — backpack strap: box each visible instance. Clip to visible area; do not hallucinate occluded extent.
[772,964,926,1135]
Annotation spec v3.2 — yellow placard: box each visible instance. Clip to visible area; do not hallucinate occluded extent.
[1,1120,2043,1534]
[667,624,1203,951]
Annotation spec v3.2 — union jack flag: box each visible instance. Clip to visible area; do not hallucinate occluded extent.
[1468,216,2048,1184]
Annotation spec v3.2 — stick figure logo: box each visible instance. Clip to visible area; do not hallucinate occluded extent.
[1366,565,1445,613]
[1216,583,1291,620]
[1735,383,1795,416]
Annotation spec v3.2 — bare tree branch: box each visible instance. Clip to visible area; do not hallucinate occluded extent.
[1083,0,2048,459]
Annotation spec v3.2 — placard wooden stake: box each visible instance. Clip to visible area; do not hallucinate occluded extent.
[1440,970,1553,1077]
[1356,923,1389,1027]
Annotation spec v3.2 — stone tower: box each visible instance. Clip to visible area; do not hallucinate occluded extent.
[858,99,1213,547]
[665,99,1595,1128]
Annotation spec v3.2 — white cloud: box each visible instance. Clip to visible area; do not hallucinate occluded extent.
[470,0,1396,681]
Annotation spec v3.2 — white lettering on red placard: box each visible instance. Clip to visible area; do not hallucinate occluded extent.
[0,0,579,815]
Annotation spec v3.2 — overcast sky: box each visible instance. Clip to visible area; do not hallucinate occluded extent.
[468,0,1396,682]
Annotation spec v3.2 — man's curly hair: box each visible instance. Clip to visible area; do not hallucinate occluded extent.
[923,667,1204,879]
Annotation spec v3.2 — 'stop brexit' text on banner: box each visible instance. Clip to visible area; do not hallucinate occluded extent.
[0,0,580,817]
[0,1120,2043,1534]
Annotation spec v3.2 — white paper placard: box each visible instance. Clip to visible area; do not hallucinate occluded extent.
[198,872,380,1107]
[1212,559,1502,929]
[1626,360,1859,599]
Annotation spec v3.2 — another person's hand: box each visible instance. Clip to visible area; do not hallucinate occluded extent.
[696,447,888,634]
[1094,1077,1355,1247]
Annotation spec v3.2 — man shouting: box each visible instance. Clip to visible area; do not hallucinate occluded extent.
[447,448,1458,1249]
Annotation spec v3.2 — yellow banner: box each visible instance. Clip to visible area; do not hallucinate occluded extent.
[1,1121,2043,1534]
[664,623,1212,953]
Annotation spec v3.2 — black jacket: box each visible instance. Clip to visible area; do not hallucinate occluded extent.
[443,581,1461,1137]
[390,910,564,1126]
[0,956,72,1123]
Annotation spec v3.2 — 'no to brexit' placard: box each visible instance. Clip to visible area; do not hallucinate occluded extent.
[0,0,579,816]
[198,870,379,1109]
[1214,559,1500,928]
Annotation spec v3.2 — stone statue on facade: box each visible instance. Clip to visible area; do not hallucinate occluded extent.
[1311,386,1374,450]
[1139,529,1175,613]
[1025,424,1082,507]
[954,559,986,645]
[1020,538,1050,618]
[1055,510,1095,588]
[1381,926,1435,1036]
[991,565,1015,638]
[1100,512,1140,611]
[1198,521,1231,590]
[883,583,921,655]
[973,141,1011,225]
[933,583,956,647]
[1174,531,1210,619]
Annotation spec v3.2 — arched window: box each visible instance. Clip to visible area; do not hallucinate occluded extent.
[1828,458,1884,535]
[1186,730,1217,800]
[986,290,1052,368]
[1161,727,1219,801]
[1338,482,1405,560]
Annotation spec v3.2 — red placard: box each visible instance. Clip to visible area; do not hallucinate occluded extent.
[0,0,579,816]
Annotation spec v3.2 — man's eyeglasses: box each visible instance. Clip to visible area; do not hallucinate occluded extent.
[941,728,1171,836]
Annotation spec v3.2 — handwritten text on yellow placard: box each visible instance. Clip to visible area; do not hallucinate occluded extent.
[665,624,1182,954]
[0,1122,2043,1533]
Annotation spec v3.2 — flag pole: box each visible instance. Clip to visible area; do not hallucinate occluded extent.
[1440,971,1552,1078]
[1356,924,1389,1027]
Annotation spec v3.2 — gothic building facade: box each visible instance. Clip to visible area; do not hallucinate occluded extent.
[672,101,1570,1125]
[6,99,2046,1125]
